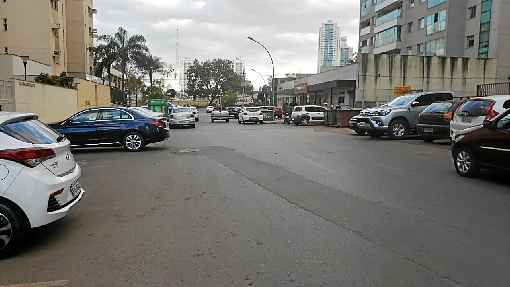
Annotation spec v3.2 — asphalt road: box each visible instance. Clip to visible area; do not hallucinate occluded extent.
[1,111,510,287]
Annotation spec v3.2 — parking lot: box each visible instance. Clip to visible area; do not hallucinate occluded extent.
[1,113,509,287]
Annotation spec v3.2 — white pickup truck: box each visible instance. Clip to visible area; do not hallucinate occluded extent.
[211,108,230,123]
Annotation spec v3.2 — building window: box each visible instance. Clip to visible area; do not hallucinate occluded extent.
[374,26,401,48]
[409,0,415,8]
[50,0,58,10]
[361,0,370,17]
[466,35,475,48]
[375,8,401,26]
[427,0,446,8]
[361,40,368,47]
[468,6,477,19]
[407,22,413,33]
[2,18,6,31]
[407,46,413,54]
[419,17,425,29]
[426,10,447,35]
[478,0,492,57]
[417,43,423,55]
[4,47,7,54]
[425,37,446,56]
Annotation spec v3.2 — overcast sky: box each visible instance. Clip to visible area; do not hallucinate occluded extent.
[95,0,360,89]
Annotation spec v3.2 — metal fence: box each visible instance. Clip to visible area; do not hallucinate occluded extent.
[477,82,510,97]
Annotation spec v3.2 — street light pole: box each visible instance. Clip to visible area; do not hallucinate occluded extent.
[247,36,276,106]
[21,56,29,81]
[251,68,268,105]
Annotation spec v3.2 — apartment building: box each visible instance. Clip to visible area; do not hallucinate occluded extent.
[317,20,342,73]
[0,0,68,75]
[339,36,354,66]
[0,0,96,77]
[66,0,95,75]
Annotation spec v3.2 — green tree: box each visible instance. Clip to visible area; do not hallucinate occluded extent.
[185,58,243,105]
[135,53,171,93]
[114,27,148,92]
[93,34,119,86]
[223,92,238,107]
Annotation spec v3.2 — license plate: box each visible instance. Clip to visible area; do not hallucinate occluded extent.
[423,128,434,133]
[70,181,81,198]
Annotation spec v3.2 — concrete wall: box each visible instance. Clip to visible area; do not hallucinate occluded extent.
[0,54,52,80]
[13,80,78,123]
[357,53,500,107]
[76,79,111,111]
[0,80,15,112]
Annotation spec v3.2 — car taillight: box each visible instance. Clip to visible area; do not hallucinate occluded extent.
[151,119,166,129]
[0,148,56,168]
[485,102,499,120]
[443,112,453,121]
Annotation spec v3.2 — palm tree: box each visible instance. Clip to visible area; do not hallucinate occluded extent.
[114,27,148,92]
[93,34,119,87]
[135,53,166,92]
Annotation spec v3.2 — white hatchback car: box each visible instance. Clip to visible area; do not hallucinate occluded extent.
[451,95,510,141]
[239,107,263,124]
[0,112,84,255]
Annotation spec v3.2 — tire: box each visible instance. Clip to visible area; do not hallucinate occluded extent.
[192,124,196,129]
[453,146,480,178]
[368,131,382,138]
[124,132,145,152]
[0,203,28,258]
[354,129,366,136]
[238,119,241,124]
[389,119,409,139]
[226,119,230,123]
[211,119,215,123]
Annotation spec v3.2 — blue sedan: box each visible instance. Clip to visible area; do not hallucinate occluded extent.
[49,107,169,152]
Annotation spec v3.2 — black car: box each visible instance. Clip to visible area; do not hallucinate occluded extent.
[452,109,510,177]
[417,101,462,142]
[227,107,241,119]
[49,107,169,152]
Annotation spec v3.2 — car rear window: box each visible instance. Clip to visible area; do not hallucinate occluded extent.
[305,106,324,112]
[423,102,452,113]
[1,119,60,144]
[457,99,494,116]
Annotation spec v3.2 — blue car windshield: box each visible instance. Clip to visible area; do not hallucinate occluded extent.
[388,95,416,107]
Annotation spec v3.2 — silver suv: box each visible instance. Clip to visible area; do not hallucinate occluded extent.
[353,92,453,138]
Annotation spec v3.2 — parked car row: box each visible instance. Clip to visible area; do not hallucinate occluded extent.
[349,92,510,177]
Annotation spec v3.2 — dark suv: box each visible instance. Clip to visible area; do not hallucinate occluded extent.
[452,109,510,177]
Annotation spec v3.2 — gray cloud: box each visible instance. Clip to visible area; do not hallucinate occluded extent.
[95,0,359,88]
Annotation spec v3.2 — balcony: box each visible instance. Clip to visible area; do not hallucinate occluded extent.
[375,0,402,12]
[374,18,400,34]
[360,26,372,37]
[360,46,371,54]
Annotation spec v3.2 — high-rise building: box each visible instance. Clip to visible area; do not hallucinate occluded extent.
[339,36,354,66]
[66,0,96,75]
[359,0,510,78]
[317,20,341,73]
[0,0,69,75]
[233,57,245,76]
[0,0,97,76]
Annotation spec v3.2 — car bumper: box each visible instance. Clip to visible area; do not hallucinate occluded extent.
[350,116,389,132]
[417,124,450,139]
[170,119,195,125]
[4,163,84,228]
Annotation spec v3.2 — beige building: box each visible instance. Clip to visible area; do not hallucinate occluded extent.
[0,0,96,76]
[0,0,68,75]
[66,0,95,75]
